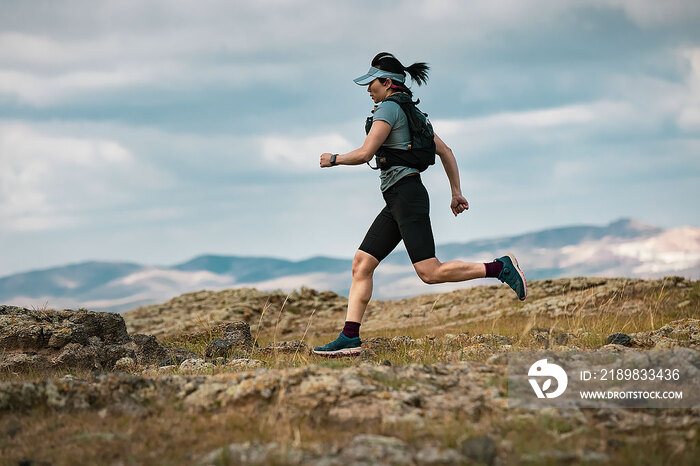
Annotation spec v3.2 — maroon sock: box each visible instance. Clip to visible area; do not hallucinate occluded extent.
[484,260,503,278]
[342,321,361,339]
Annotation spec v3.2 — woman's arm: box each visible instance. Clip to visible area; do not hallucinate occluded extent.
[435,133,469,216]
[320,120,391,167]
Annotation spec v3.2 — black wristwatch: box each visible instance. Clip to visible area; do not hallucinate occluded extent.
[330,154,339,166]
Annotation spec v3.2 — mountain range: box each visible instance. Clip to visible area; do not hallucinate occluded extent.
[1,218,698,313]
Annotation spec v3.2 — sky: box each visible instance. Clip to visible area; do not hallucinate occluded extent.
[1,0,699,277]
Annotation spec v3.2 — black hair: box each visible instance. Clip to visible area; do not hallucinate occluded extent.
[372,52,430,97]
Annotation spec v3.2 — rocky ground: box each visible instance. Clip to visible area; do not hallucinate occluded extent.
[123,276,696,342]
[1,276,699,465]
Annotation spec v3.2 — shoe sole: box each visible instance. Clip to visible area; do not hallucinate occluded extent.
[505,252,528,301]
[312,347,363,357]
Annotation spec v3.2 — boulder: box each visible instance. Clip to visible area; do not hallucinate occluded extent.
[160,347,203,366]
[629,319,699,349]
[606,333,632,346]
[460,435,497,466]
[218,321,255,351]
[113,357,137,372]
[199,442,306,466]
[51,343,100,370]
[129,334,169,366]
[0,306,199,373]
[205,338,233,359]
[226,358,264,370]
[341,434,413,465]
[179,358,214,374]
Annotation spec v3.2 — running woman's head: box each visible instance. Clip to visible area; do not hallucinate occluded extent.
[354,52,430,103]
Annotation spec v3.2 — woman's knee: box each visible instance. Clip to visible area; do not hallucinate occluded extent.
[352,251,379,278]
[417,270,439,285]
[414,258,441,284]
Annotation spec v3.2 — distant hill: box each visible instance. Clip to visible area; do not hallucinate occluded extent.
[1,218,698,313]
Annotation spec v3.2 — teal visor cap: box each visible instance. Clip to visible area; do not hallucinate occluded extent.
[353,66,406,85]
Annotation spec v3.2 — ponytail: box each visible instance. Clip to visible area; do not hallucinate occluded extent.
[405,62,429,86]
[371,52,430,87]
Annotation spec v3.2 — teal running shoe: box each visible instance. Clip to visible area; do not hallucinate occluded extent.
[496,253,527,301]
[313,333,362,357]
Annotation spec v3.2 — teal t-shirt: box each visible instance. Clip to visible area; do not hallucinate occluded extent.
[371,99,420,192]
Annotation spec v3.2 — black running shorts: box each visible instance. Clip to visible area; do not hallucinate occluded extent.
[359,174,436,264]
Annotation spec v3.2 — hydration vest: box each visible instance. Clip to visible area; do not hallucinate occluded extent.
[365,93,436,172]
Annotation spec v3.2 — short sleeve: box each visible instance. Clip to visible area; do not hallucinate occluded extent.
[372,101,402,127]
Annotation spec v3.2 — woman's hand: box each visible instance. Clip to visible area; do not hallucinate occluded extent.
[451,194,469,216]
[320,153,333,168]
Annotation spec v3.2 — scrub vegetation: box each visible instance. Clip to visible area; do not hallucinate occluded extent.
[1,276,698,465]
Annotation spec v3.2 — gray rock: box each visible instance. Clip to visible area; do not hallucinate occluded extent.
[99,343,136,369]
[552,332,571,345]
[390,335,416,346]
[342,434,413,465]
[530,327,551,348]
[521,449,609,463]
[0,305,202,373]
[471,334,512,346]
[600,343,630,351]
[460,435,496,465]
[259,339,308,355]
[606,333,632,346]
[113,357,136,372]
[160,347,203,366]
[179,358,214,373]
[47,324,88,348]
[205,338,232,358]
[226,358,264,370]
[218,321,255,352]
[461,343,496,358]
[528,327,571,349]
[51,343,99,370]
[414,447,463,465]
[0,314,46,351]
[130,333,169,365]
[0,353,49,372]
[654,337,679,349]
[198,442,307,466]
[68,310,131,344]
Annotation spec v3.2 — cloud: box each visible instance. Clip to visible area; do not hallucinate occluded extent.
[596,0,700,27]
[261,133,353,172]
[0,122,155,232]
[431,100,637,157]
[436,101,624,131]
[0,68,160,105]
[677,48,700,131]
[552,160,590,180]
[3,0,696,107]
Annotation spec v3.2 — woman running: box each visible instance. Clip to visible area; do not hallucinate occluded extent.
[315,52,526,356]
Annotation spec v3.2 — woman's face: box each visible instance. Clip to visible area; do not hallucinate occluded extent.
[367,78,390,103]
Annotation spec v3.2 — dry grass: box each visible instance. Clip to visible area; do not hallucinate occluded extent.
[2,278,698,465]
[2,394,697,466]
[3,279,698,381]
